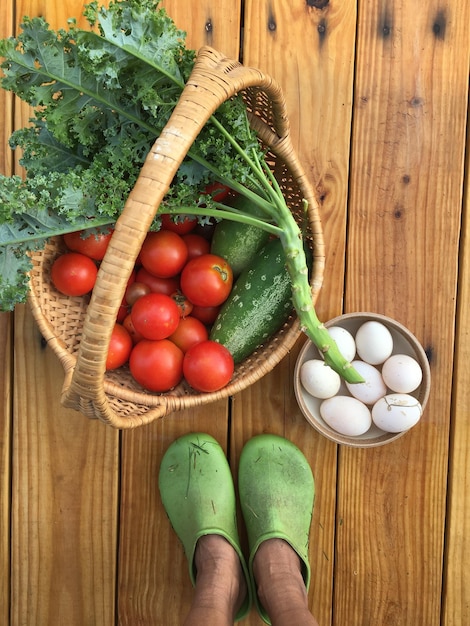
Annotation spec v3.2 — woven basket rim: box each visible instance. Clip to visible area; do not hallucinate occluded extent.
[27,46,325,428]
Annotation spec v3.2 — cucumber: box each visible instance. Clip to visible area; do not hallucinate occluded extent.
[210,196,270,277]
[210,237,293,363]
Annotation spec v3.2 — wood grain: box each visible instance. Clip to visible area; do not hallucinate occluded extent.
[10,3,119,625]
[0,3,14,622]
[229,359,340,626]
[0,312,12,626]
[231,2,357,624]
[161,0,241,54]
[15,0,99,28]
[443,104,470,624]
[117,407,230,625]
[11,305,119,626]
[117,2,241,624]
[0,0,13,175]
[335,1,470,624]
[3,0,470,624]
[243,0,357,322]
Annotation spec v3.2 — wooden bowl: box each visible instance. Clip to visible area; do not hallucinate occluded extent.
[294,312,431,447]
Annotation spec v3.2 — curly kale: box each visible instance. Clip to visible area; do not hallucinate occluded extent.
[0,0,265,310]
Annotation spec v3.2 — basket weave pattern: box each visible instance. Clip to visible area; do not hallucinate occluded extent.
[28,47,325,429]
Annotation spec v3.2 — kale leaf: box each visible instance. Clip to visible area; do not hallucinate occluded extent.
[0,0,266,310]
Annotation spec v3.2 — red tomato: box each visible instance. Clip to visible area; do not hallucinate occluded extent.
[193,218,217,241]
[183,340,234,392]
[129,339,184,392]
[204,182,231,203]
[160,213,197,234]
[63,227,113,260]
[171,291,193,318]
[182,233,211,260]
[51,252,98,296]
[135,267,180,295]
[191,304,220,326]
[169,316,208,353]
[131,293,180,340]
[139,230,188,278]
[127,269,137,287]
[116,302,129,323]
[125,281,151,306]
[106,323,133,370]
[180,254,233,307]
[123,313,145,344]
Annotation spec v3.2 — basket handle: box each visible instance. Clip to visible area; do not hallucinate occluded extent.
[61,47,294,428]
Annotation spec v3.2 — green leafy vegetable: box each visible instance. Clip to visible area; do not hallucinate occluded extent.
[0,0,362,382]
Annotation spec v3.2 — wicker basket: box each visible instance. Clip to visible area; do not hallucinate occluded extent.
[27,47,325,429]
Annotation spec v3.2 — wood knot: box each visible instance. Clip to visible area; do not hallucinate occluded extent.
[382,25,391,37]
[306,0,330,8]
[267,11,277,31]
[317,19,327,40]
[424,346,434,364]
[394,206,404,220]
[378,7,393,39]
[432,10,447,39]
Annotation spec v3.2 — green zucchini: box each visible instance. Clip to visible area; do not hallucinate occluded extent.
[210,196,270,277]
[210,237,294,363]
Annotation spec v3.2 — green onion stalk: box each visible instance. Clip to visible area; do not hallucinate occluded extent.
[165,117,363,383]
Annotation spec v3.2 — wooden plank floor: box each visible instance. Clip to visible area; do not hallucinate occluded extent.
[1,0,470,624]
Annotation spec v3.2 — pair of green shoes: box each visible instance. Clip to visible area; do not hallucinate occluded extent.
[158,432,315,624]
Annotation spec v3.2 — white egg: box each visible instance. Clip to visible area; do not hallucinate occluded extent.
[320,396,372,436]
[345,360,387,405]
[300,359,341,399]
[371,394,422,433]
[381,354,423,393]
[327,326,356,362]
[355,321,394,365]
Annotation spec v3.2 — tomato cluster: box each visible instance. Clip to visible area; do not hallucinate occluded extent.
[50,203,236,394]
[51,228,113,296]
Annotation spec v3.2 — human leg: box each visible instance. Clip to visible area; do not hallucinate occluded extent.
[183,535,247,626]
[238,433,318,625]
[252,538,319,626]
[158,433,251,624]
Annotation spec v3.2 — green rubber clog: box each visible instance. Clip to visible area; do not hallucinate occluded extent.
[158,432,251,621]
[238,433,315,624]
